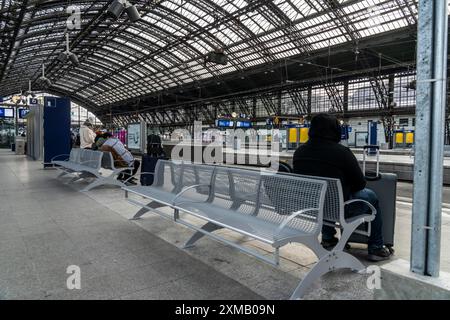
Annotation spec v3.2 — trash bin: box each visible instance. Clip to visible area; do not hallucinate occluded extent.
[15,137,26,155]
[380,142,389,150]
[11,143,15,152]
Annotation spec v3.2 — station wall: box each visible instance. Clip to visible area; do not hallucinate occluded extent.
[346,115,416,147]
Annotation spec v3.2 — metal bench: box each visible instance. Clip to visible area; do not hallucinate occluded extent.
[127,160,212,220]
[52,149,134,192]
[124,160,374,299]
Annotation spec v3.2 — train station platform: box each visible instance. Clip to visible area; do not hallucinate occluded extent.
[1,149,450,300]
[161,142,450,184]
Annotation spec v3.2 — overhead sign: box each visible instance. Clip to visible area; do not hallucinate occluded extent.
[236,121,252,128]
[29,97,39,105]
[0,107,14,118]
[19,109,30,119]
[45,97,56,108]
[217,120,234,128]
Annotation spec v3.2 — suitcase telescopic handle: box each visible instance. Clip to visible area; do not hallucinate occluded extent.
[363,145,380,150]
[363,145,381,180]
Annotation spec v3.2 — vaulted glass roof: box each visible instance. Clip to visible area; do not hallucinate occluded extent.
[0,0,422,112]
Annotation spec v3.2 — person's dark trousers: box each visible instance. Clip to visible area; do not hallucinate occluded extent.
[119,160,141,181]
[322,188,384,252]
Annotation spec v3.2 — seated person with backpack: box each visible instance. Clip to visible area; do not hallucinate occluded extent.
[147,134,167,157]
[292,113,392,262]
[100,132,140,184]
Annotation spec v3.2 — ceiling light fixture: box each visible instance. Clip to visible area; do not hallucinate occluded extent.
[68,52,79,66]
[58,33,80,67]
[125,2,141,22]
[25,79,34,96]
[39,64,52,87]
[107,0,141,22]
[204,48,228,66]
[107,0,124,19]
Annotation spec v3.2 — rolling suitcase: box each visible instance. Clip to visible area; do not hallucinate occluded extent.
[348,145,397,252]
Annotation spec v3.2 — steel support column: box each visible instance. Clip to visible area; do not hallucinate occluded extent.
[411,0,448,277]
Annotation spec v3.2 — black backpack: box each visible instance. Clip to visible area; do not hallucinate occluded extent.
[147,134,166,157]
[141,134,167,186]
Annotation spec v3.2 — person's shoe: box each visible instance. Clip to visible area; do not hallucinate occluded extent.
[367,246,393,262]
[321,237,351,250]
[321,237,339,250]
[387,246,395,255]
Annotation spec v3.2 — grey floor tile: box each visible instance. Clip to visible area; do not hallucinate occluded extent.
[174,272,263,300]
[25,275,117,300]
[0,258,35,282]
[0,274,42,300]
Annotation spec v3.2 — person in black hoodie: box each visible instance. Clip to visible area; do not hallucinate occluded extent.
[293,113,391,261]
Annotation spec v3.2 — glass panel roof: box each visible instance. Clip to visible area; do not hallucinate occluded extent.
[0,0,425,109]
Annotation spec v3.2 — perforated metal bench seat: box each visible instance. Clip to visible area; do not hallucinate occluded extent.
[174,201,310,245]
[124,185,195,208]
[52,161,97,174]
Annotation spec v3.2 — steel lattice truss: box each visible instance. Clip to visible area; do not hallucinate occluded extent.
[0,0,421,120]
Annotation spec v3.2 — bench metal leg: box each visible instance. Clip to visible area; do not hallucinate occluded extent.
[183,222,223,249]
[290,253,333,299]
[290,250,365,300]
[130,201,166,220]
[78,172,92,179]
[81,178,104,192]
[64,175,83,185]
[56,171,69,179]
[64,172,90,185]
[288,236,366,300]
[274,247,280,265]
[81,177,125,192]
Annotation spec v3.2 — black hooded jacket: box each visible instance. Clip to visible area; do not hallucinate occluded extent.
[293,114,366,200]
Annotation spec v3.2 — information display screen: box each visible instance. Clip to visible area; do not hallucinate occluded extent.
[236,121,251,128]
[217,120,234,127]
[0,107,14,118]
[19,109,29,119]
[127,123,141,150]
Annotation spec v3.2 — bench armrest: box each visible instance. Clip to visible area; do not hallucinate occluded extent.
[123,171,154,176]
[274,208,319,239]
[343,199,376,223]
[172,184,211,205]
[51,154,70,162]
[79,160,101,166]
